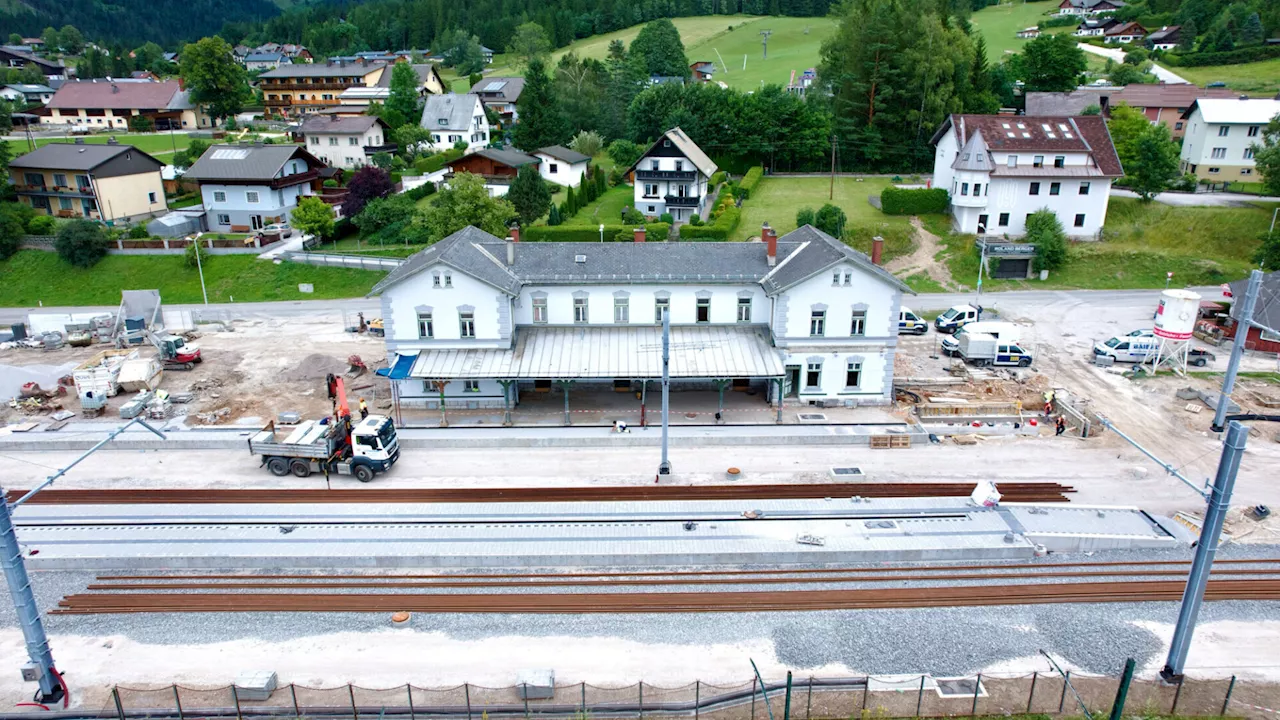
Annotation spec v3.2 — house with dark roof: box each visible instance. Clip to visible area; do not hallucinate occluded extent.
[245,52,292,72]
[1146,25,1182,49]
[1,83,55,106]
[43,79,211,130]
[8,140,167,222]
[369,223,913,415]
[185,142,328,233]
[258,60,387,118]
[533,146,590,187]
[1104,21,1147,43]
[444,148,539,196]
[300,114,395,169]
[1108,84,1238,138]
[419,93,490,152]
[1074,17,1121,35]
[1056,0,1125,15]
[625,127,718,224]
[471,77,525,124]
[930,114,1124,238]
[0,46,65,80]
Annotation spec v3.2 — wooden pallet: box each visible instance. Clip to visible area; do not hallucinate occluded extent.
[870,435,911,449]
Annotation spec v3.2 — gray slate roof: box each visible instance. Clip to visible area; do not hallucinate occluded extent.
[376,64,439,88]
[472,76,525,102]
[370,225,912,297]
[421,93,481,132]
[626,127,717,178]
[299,115,385,135]
[1024,89,1113,116]
[465,148,539,168]
[259,62,385,79]
[9,142,159,171]
[951,129,991,172]
[537,145,590,164]
[184,144,319,182]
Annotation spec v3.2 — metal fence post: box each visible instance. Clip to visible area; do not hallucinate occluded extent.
[915,675,925,718]
[1059,672,1071,713]
[861,675,869,715]
[523,684,530,720]
[290,684,300,720]
[1171,676,1185,715]
[971,674,981,717]
[1027,673,1038,713]
[464,683,471,720]
[751,678,757,720]
[232,685,242,720]
[349,683,358,720]
[582,683,588,718]
[694,681,700,720]
[112,687,125,720]
[639,681,644,720]
[407,685,416,720]
[805,677,813,720]
[1221,676,1236,717]
[172,685,184,720]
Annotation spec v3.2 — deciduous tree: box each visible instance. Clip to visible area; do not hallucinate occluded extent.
[629,19,690,78]
[1026,210,1067,271]
[58,25,84,55]
[385,62,422,128]
[291,196,336,240]
[1251,114,1280,197]
[507,22,552,71]
[1129,123,1181,201]
[415,172,516,242]
[180,36,251,121]
[54,219,108,268]
[1106,103,1152,170]
[1017,33,1087,92]
[344,166,396,219]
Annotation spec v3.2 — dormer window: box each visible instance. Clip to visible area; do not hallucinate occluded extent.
[962,153,970,161]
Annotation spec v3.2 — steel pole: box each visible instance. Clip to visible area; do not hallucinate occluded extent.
[976,238,987,304]
[658,307,671,475]
[195,234,209,305]
[0,489,60,701]
[1161,420,1249,681]
[1212,270,1263,431]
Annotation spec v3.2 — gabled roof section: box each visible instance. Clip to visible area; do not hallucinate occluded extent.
[9,143,162,172]
[626,127,718,177]
[299,114,387,135]
[933,114,1123,177]
[761,225,913,295]
[420,93,481,131]
[453,148,540,169]
[537,145,591,164]
[184,144,323,182]
[370,227,520,296]
[259,62,385,79]
[472,76,525,102]
[48,80,181,110]
[1182,97,1280,123]
[951,129,991,171]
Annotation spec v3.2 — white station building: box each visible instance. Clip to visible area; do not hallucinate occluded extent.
[371,224,912,418]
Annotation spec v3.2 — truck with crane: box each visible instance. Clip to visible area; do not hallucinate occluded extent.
[247,373,399,482]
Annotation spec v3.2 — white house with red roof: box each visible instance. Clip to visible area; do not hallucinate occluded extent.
[930,114,1124,238]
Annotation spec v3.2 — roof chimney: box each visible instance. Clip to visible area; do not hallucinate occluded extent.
[634,227,645,243]
[506,236,515,266]
[509,226,520,243]
[763,223,777,266]
[872,236,884,266]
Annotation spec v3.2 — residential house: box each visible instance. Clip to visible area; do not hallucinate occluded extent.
[43,80,211,130]
[1147,26,1182,50]
[21,38,44,49]
[258,60,387,118]
[1024,88,1113,116]
[1016,27,1042,38]
[1226,272,1280,354]
[533,146,591,187]
[371,223,911,415]
[376,62,446,95]
[162,52,179,65]
[1057,0,1125,15]
[1104,21,1147,43]
[0,46,65,80]
[690,61,716,82]
[8,140,167,222]
[471,77,524,124]
[1074,17,1120,35]
[1,83,55,105]
[336,63,447,110]
[245,52,292,72]
[786,68,817,97]
[1108,84,1238,138]
[625,127,718,223]
[480,46,495,64]
[1179,97,1280,181]
[300,115,395,169]
[185,142,328,233]
[419,93,489,152]
[444,147,539,197]
[650,75,686,86]
[930,114,1124,237]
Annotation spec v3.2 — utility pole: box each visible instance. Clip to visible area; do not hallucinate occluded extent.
[192,231,209,305]
[2,417,166,704]
[829,135,837,201]
[759,30,772,60]
[1212,270,1263,431]
[658,307,671,476]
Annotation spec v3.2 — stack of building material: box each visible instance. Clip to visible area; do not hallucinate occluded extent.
[118,358,163,392]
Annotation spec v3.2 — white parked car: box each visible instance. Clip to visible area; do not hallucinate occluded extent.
[261,222,293,238]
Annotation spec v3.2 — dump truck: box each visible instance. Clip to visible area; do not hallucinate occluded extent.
[957,332,1033,367]
[248,374,399,482]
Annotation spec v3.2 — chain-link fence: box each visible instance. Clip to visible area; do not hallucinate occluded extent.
[95,671,1280,720]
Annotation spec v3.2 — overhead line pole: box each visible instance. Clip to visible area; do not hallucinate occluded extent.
[658,307,671,476]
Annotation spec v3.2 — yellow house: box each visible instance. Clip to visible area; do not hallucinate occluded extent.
[44,79,211,130]
[8,141,168,223]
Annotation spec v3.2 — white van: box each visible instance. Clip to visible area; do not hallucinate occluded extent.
[898,307,927,335]
[934,304,982,334]
[942,321,1020,356]
[1093,333,1159,363]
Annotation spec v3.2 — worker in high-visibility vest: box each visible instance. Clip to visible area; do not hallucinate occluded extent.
[358,398,369,419]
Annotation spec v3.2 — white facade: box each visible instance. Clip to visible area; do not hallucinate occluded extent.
[305,124,389,169]
[421,94,490,153]
[931,116,1121,238]
[374,226,908,412]
[534,152,588,187]
[1179,99,1280,181]
[631,129,717,223]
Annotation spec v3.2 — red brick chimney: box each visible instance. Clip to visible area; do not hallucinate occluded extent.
[763,223,777,267]
[871,235,884,265]
[634,227,646,243]
[509,226,520,243]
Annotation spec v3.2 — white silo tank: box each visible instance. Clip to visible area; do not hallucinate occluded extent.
[1153,289,1201,340]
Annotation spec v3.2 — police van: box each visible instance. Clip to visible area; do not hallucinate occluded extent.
[898,307,928,335]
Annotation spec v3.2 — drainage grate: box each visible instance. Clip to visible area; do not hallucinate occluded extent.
[830,467,864,477]
[935,678,984,698]
[797,413,828,423]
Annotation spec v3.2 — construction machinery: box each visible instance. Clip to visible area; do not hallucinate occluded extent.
[247,373,399,482]
[146,330,202,371]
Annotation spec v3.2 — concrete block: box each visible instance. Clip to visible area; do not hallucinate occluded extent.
[234,671,278,701]
[516,670,555,699]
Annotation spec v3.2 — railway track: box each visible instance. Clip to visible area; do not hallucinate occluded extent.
[52,578,1280,615]
[5,481,1076,505]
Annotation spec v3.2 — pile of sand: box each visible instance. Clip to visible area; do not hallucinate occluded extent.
[281,354,350,383]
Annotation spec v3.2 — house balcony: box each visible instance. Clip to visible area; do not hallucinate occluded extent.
[362,143,399,156]
[951,192,988,209]
[663,194,701,208]
[265,81,356,91]
[16,184,95,198]
[271,169,320,189]
[635,169,698,181]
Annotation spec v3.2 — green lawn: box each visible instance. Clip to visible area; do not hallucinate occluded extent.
[730,176,913,241]
[1176,57,1280,96]
[2,133,194,158]
[559,184,634,226]
[938,198,1277,291]
[969,0,1066,62]
[0,251,386,306]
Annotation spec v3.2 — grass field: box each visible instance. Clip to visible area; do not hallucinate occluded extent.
[1176,57,1280,95]
[938,198,1278,291]
[0,251,386,306]
[559,185,634,226]
[970,0,1067,62]
[730,176,913,241]
[2,133,195,158]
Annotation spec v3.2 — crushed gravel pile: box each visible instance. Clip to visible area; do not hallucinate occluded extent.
[281,354,349,382]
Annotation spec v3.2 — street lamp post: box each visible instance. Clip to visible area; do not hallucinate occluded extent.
[599,223,605,243]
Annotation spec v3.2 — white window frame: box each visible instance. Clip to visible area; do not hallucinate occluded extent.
[463,380,480,392]
[459,311,475,338]
[737,297,751,323]
[805,362,822,389]
[810,310,826,337]
[654,298,669,324]
[845,360,862,389]
[1217,125,1229,137]
[213,190,227,203]
[573,297,589,324]
[613,297,629,324]
[695,298,711,323]
[418,312,433,338]
[1211,147,1227,159]
[532,297,548,323]
[850,310,866,336]
[246,190,260,203]
[216,213,230,225]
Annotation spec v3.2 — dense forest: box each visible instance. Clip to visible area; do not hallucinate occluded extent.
[0,0,281,47]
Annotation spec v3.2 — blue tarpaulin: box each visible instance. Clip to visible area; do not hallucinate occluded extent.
[376,353,415,379]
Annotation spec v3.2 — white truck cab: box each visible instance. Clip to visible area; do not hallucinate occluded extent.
[934,304,982,334]
[898,307,928,335]
[942,321,1020,356]
[1093,330,1158,363]
[351,415,399,468]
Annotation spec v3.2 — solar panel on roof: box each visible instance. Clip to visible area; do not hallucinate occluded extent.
[210,148,250,160]
[482,80,507,91]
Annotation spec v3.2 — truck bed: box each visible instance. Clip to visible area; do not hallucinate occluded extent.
[249,420,339,459]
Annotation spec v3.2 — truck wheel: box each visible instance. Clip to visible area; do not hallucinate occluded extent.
[267,457,289,476]
[1019,357,1032,367]
[354,465,374,483]
[290,460,312,478]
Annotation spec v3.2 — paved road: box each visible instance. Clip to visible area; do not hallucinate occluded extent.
[1112,188,1280,207]
[1078,43,1188,84]
[0,297,380,324]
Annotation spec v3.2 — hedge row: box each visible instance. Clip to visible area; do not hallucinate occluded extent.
[709,171,727,186]
[1158,44,1280,67]
[880,187,949,215]
[737,166,764,199]
[679,204,740,241]
[522,223,670,242]
[414,148,465,174]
